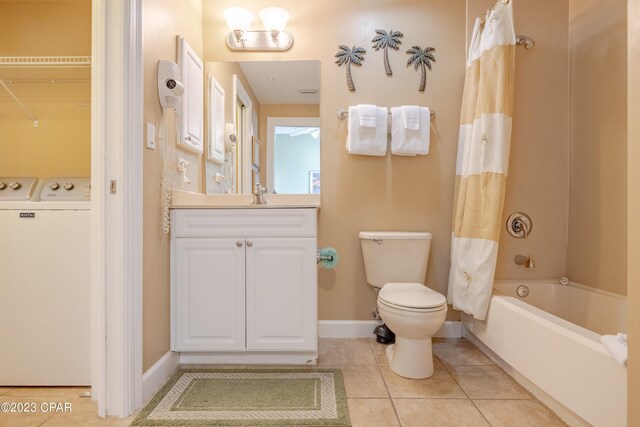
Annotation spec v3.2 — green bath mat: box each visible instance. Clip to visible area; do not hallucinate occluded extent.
[131,368,350,426]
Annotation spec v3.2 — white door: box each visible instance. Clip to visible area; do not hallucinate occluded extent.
[174,238,245,350]
[178,36,204,153]
[245,238,317,351]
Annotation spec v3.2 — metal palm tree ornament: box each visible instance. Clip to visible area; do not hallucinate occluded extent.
[371,29,404,76]
[406,46,435,92]
[335,45,367,92]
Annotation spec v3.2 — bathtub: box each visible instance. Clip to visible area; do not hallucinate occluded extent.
[462,280,627,427]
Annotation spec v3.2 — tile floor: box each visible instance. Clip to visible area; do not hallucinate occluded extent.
[0,338,566,426]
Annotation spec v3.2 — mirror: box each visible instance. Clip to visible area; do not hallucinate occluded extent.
[204,60,320,195]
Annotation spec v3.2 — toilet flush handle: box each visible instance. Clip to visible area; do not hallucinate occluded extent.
[372,239,383,245]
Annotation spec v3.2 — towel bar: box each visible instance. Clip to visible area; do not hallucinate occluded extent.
[337,108,435,120]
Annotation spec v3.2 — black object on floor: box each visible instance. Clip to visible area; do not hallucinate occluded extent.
[374,323,395,344]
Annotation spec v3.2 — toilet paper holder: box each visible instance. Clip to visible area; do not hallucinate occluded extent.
[317,247,339,269]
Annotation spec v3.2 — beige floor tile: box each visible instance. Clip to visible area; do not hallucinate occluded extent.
[318,339,376,365]
[433,339,493,366]
[394,398,490,427]
[347,398,400,427]
[0,397,72,427]
[379,359,466,398]
[4,387,89,398]
[0,388,12,396]
[474,399,567,426]
[447,365,531,399]
[369,339,390,364]
[340,365,389,398]
[39,397,102,427]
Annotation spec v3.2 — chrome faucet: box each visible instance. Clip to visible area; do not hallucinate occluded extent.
[252,183,268,205]
[514,255,535,269]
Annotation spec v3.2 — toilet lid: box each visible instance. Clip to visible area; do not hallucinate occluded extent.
[379,283,447,309]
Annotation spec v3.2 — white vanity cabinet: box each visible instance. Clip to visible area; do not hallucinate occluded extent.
[171,208,318,363]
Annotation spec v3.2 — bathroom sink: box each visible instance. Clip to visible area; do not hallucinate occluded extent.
[171,189,320,208]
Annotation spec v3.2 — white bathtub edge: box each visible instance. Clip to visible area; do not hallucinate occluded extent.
[464,328,591,427]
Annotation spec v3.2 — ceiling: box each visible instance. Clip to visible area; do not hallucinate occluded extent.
[238,61,320,105]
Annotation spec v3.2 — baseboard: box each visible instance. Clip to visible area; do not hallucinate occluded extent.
[434,320,463,338]
[179,352,317,365]
[318,320,462,339]
[142,351,180,404]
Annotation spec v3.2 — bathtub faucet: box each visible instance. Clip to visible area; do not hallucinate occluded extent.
[514,255,535,269]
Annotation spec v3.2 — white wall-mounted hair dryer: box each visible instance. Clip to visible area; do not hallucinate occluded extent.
[157,60,185,110]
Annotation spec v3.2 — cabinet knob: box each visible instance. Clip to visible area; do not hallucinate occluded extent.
[236,241,243,247]
[246,241,253,247]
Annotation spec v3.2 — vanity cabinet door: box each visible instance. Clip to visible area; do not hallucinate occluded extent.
[245,238,317,351]
[174,238,245,351]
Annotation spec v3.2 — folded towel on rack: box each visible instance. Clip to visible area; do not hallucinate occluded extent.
[401,105,421,130]
[617,333,628,345]
[347,105,388,156]
[357,104,378,128]
[390,106,430,156]
[601,335,627,367]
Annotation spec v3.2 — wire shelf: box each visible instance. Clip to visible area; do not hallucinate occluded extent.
[0,56,92,68]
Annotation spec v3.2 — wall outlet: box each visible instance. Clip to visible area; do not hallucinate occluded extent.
[146,122,156,149]
[215,173,223,183]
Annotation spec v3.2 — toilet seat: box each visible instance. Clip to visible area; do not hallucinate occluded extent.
[378,283,447,312]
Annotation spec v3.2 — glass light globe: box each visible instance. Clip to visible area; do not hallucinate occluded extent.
[259,7,289,33]
[223,7,253,32]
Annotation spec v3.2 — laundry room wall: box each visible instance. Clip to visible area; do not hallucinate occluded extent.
[143,0,204,371]
[0,1,91,178]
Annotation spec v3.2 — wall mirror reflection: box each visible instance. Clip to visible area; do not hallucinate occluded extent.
[204,60,320,195]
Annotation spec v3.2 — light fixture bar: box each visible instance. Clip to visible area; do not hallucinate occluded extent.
[225,31,293,52]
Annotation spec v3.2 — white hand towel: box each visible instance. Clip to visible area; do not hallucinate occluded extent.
[357,104,378,128]
[617,333,628,345]
[346,105,388,156]
[390,106,431,156]
[601,335,628,367]
[401,105,421,130]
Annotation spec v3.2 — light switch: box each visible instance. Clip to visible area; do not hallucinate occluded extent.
[146,122,156,149]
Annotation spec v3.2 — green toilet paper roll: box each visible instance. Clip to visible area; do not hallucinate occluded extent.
[318,247,338,269]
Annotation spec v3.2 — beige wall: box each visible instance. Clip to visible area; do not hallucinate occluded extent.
[627,0,640,423]
[204,0,466,320]
[567,0,627,296]
[467,0,570,282]
[0,1,91,178]
[142,0,203,371]
[258,104,320,181]
[0,0,91,55]
[202,0,574,320]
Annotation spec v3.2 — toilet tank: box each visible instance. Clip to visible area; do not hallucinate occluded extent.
[359,231,432,289]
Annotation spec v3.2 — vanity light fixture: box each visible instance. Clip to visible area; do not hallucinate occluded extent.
[223,7,293,51]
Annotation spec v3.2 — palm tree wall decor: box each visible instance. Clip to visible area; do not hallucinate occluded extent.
[335,45,367,92]
[406,45,435,92]
[371,29,404,76]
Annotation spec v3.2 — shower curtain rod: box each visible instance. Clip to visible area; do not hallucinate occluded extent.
[0,79,38,128]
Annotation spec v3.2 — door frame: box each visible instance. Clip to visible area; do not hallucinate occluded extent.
[91,0,143,417]
[265,117,320,192]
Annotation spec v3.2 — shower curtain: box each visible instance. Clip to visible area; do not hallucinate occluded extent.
[448,0,516,320]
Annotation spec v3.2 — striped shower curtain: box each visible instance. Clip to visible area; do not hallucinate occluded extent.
[448,0,516,320]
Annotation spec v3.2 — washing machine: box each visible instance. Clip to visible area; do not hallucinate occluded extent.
[0,177,91,386]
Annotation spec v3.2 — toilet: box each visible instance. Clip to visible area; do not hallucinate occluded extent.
[359,231,447,379]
